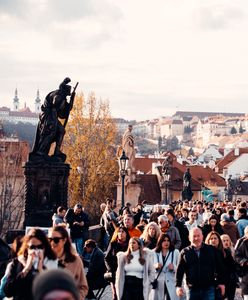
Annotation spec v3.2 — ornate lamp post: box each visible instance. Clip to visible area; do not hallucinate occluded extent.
[119,150,129,209]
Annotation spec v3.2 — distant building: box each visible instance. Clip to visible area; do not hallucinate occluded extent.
[0,88,40,125]
[160,119,183,138]
[174,111,245,119]
[113,118,130,134]
[0,106,39,125]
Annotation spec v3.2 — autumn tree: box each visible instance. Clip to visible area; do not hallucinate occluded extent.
[0,140,26,237]
[63,93,119,222]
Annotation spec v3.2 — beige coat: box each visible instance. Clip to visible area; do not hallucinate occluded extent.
[60,254,88,300]
[115,250,155,300]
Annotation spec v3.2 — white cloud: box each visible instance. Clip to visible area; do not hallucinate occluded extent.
[1,0,248,121]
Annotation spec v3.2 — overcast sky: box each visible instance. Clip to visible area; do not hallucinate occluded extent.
[1,0,248,121]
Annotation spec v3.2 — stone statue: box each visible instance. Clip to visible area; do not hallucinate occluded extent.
[122,125,135,172]
[183,168,191,187]
[182,168,193,200]
[30,78,78,162]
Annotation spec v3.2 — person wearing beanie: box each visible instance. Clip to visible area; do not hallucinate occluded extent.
[32,269,79,300]
[220,213,240,245]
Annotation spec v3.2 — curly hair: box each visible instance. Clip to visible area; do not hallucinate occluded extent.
[140,222,161,242]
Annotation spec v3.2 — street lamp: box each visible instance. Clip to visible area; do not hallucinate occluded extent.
[119,150,129,209]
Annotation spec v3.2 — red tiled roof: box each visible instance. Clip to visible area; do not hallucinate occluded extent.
[187,165,226,187]
[134,157,164,174]
[136,174,161,204]
[157,165,202,191]
[172,119,183,124]
[134,152,225,189]
[216,148,248,173]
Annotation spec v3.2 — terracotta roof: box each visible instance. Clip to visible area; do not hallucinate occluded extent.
[134,157,164,174]
[18,107,32,113]
[157,165,202,191]
[172,119,183,124]
[216,148,248,173]
[187,165,226,187]
[134,152,225,189]
[136,174,161,204]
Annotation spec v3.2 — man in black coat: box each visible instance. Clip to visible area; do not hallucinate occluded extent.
[176,227,225,300]
[64,203,90,256]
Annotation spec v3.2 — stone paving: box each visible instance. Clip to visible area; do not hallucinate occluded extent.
[92,285,243,300]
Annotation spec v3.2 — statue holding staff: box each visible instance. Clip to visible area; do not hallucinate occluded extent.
[30,78,78,162]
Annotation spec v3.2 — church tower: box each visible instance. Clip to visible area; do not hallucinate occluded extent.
[35,89,41,113]
[13,88,19,111]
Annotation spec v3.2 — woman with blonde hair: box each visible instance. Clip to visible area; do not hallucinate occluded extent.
[140,222,161,250]
[221,234,235,256]
[115,237,155,300]
[221,234,238,300]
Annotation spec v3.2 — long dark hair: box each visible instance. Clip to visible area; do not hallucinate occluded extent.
[155,233,175,253]
[49,225,77,263]
[111,225,130,243]
[18,228,56,260]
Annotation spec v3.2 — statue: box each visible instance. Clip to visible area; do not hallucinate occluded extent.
[182,168,193,200]
[30,78,78,162]
[122,125,135,172]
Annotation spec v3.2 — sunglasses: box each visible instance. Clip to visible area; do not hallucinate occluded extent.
[48,237,64,244]
[29,244,44,250]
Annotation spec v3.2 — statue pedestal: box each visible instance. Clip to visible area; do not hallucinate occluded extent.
[23,161,70,228]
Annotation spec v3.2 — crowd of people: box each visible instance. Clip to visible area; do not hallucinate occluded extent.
[0,198,247,300]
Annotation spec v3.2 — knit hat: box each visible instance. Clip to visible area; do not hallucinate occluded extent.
[32,269,79,300]
[220,213,230,222]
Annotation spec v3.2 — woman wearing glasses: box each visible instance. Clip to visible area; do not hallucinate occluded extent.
[48,225,88,300]
[4,228,57,300]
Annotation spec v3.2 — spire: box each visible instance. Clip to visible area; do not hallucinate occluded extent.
[13,88,19,111]
[35,89,41,113]
[35,89,41,103]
